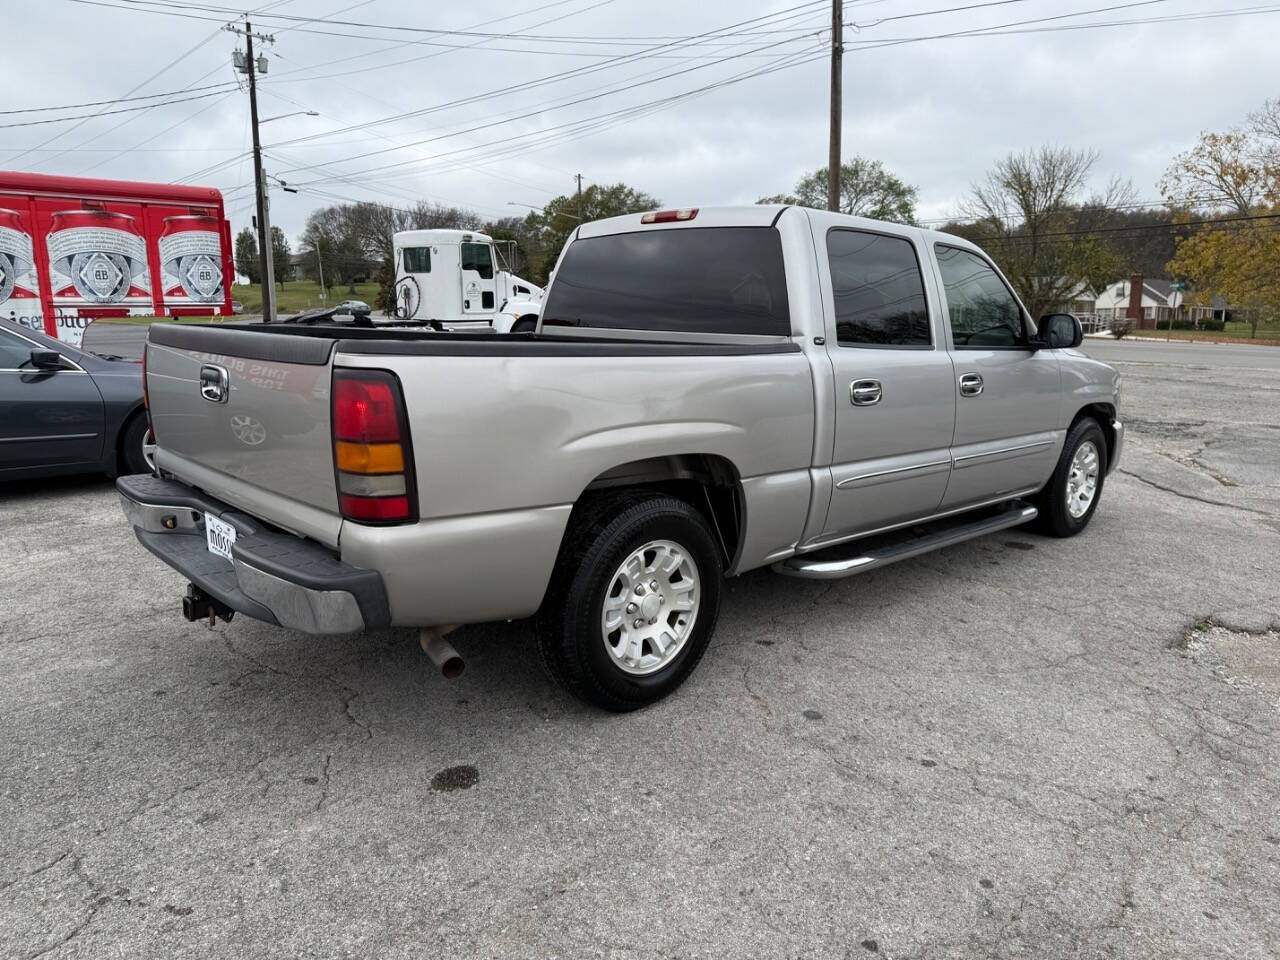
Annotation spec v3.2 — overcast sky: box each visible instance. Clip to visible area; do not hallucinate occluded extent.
[4,0,1277,243]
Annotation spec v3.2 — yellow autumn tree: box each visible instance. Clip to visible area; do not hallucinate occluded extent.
[1167,214,1280,337]
[1162,97,1280,336]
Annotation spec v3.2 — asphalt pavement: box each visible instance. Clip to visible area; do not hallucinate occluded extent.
[2,340,1278,959]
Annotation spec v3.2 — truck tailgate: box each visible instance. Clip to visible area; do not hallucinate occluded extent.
[145,324,342,547]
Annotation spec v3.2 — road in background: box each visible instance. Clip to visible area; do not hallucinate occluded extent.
[1083,337,1280,371]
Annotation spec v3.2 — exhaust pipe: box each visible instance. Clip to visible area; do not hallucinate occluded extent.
[419,626,464,679]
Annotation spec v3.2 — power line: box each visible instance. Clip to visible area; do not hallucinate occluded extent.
[0,87,238,129]
[0,80,241,115]
[263,2,830,149]
[974,211,1280,243]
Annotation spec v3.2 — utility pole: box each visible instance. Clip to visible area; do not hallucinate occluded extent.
[827,0,843,212]
[229,21,276,320]
[575,173,583,221]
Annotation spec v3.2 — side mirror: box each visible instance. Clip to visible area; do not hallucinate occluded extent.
[1036,313,1083,350]
[30,348,64,370]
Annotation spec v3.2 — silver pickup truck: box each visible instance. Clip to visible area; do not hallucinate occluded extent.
[119,205,1121,711]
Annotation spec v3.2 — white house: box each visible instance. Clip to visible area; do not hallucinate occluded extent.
[1093,277,1226,329]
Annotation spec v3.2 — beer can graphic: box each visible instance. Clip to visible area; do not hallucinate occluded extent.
[159,215,223,305]
[46,208,151,305]
[0,208,38,307]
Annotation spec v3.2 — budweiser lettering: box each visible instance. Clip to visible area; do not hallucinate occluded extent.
[47,208,150,305]
[159,215,223,305]
[0,208,37,307]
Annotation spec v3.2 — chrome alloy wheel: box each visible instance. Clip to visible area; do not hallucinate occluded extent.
[600,539,700,676]
[142,426,156,471]
[1066,440,1100,519]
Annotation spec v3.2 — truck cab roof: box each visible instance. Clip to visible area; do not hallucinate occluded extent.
[395,229,493,246]
[574,204,984,255]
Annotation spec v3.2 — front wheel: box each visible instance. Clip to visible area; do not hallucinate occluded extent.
[535,493,723,712]
[1036,418,1108,537]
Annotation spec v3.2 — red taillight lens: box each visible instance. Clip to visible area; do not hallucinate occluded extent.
[332,370,416,524]
[340,494,411,520]
[333,377,399,442]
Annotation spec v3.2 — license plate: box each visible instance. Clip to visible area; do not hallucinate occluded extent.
[205,513,236,561]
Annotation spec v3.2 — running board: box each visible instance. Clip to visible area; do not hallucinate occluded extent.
[772,502,1039,580]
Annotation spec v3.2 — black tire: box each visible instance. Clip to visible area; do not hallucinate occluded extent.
[510,317,537,333]
[1036,417,1108,537]
[119,412,152,476]
[535,492,723,712]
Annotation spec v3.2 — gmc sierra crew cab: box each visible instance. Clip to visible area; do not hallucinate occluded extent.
[118,205,1122,712]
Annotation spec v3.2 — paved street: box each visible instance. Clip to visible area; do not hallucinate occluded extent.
[2,341,1278,959]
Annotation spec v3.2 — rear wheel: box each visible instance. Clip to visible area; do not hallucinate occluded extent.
[1036,417,1108,537]
[535,493,723,712]
[511,316,537,333]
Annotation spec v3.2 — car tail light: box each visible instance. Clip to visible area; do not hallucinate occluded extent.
[641,208,697,224]
[332,369,417,524]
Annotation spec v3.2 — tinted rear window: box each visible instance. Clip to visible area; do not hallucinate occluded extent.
[541,227,791,336]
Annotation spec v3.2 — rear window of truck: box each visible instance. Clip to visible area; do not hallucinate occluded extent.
[541,227,791,336]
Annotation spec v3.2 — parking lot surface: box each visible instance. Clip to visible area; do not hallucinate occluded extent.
[2,340,1278,959]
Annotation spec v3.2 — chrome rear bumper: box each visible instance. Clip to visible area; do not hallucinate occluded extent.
[118,474,389,635]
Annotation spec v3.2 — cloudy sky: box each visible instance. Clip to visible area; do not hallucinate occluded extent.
[5,0,1278,243]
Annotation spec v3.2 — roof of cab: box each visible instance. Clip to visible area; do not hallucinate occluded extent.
[577,204,789,239]
[394,228,493,245]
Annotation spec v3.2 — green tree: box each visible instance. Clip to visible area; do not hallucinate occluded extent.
[270,226,292,289]
[523,182,660,284]
[757,156,918,223]
[1162,97,1280,336]
[233,227,260,285]
[963,146,1133,319]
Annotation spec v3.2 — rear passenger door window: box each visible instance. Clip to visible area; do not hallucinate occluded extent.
[827,230,930,347]
[934,245,1026,348]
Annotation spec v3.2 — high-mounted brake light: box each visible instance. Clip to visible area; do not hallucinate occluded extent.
[641,208,697,224]
[332,370,417,524]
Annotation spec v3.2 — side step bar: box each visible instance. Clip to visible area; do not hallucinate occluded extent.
[773,502,1038,580]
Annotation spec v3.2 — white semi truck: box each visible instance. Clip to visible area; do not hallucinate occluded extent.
[392,228,543,333]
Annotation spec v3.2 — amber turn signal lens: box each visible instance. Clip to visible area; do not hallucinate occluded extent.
[334,440,404,474]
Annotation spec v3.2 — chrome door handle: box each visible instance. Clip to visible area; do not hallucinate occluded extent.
[850,379,882,406]
[958,373,984,397]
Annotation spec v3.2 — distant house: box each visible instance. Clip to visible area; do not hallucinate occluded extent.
[1053,281,1097,315]
[1093,276,1228,329]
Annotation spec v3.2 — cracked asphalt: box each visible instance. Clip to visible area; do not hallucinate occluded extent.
[2,339,1278,959]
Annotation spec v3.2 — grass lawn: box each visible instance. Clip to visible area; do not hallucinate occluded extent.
[95,280,383,323]
[235,280,381,314]
[1126,321,1280,344]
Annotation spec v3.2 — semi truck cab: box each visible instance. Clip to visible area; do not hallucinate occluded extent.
[392,228,542,333]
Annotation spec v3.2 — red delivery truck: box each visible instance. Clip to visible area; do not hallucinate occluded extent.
[0,170,233,345]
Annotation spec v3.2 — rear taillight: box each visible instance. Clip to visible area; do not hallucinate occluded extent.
[641,208,697,224]
[332,369,416,524]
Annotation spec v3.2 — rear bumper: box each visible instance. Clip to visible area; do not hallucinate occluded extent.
[117,474,390,635]
[1109,418,1125,474]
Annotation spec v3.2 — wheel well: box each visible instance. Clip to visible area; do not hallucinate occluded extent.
[578,454,744,567]
[512,315,538,332]
[1071,403,1116,466]
[115,405,147,472]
